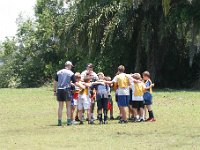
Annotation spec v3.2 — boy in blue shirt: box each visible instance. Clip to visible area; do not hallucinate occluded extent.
[95,72,110,124]
[142,71,156,122]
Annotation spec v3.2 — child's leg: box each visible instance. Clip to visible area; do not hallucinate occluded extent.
[109,96,114,118]
[90,102,95,119]
[133,108,138,118]
[66,100,72,122]
[139,101,145,121]
[129,105,134,118]
[144,105,147,120]
[76,109,78,119]
[128,106,131,119]
[119,107,122,118]
[147,105,155,119]
[86,109,91,121]
[103,98,108,122]
[139,107,144,119]
[71,106,75,120]
[78,109,83,122]
[120,107,127,121]
[77,97,83,122]
[110,104,113,118]
[132,101,138,120]
[97,99,103,122]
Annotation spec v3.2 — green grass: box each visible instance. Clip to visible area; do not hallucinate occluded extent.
[0,88,200,150]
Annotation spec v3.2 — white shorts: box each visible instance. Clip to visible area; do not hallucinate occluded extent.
[77,94,91,110]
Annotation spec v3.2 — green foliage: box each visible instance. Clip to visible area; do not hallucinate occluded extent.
[0,0,200,88]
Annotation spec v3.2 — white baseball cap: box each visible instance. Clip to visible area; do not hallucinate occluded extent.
[65,61,74,67]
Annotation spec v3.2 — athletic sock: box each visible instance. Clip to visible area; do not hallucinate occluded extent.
[104,110,108,122]
[58,119,62,126]
[148,110,154,118]
[104,115,107,122]
[98,114,102,122]
[67,119,71,125]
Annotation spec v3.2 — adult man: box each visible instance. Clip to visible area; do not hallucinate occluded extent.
[81,63,98,81]
[54,61,84,126]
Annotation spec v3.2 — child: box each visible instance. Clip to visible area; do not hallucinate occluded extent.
[128,87,134,120]
[112,66,131,123]
[94,72,109,124]
[142,71,156,122]
[105,76,114,120]
[78,76,104,125]
[131,73,153,122]
[71,72,81,124]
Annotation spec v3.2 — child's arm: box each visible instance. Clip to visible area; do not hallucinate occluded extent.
[83,81,104,88]
[75,82,85,90]
[143,83,154,91]
[126,74,141,84]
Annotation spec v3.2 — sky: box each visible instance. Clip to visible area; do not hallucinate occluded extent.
[0,0,36,41]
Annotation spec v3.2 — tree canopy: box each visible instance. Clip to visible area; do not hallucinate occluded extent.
[0,0,200,88]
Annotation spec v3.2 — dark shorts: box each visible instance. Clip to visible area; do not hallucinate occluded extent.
[57,89,72,101]
[97,98,108,111]
[117,95,130,107]
[132,101,144,109]
[129,100,134,106]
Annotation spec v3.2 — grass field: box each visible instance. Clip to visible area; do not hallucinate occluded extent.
[0,88,200,150]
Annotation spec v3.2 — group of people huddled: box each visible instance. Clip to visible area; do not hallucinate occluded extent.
[53,61,156,126]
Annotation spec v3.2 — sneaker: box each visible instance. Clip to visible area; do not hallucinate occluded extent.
[131,117,137,122]
[123,120,128,124]
[139,119,145,122]
[118,120,128,124]
[148,118,156,122]
[91,116,96,121]
[118,119,123,124]
[80,121,84,125]
[88,120,94,125]
[145,118,151,122]
[72,121,79,125]
[135,118,141,122]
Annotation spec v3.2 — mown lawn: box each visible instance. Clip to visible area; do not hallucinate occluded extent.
[0,88,200,150]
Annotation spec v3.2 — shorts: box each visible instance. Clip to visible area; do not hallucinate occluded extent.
[143,92,153,105]
[132,101,144,109]
[117,95,130,107]
[108,95,113,105]
[129,100,134,106]
[97,98,108,111]
[57,89,72,101]
[77,94,91,110]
